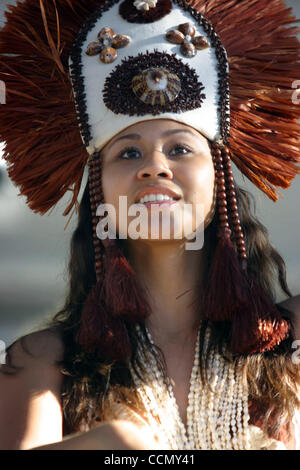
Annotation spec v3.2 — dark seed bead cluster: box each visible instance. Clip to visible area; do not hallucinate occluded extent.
[88,151,106,281]
[173,0,230,144]
[221,145,248,270]
[119,0,172,23]
[103,50,206,116]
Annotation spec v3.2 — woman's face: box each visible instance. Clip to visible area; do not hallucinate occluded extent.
[100,119,216,243]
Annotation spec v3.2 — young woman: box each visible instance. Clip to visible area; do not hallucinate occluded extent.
[0,0,300,450]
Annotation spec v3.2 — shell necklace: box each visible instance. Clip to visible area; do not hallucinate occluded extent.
[129,323,250,450]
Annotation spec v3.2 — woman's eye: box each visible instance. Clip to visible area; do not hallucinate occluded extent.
[170,145,191,156]
[118,147,141,160]
[117,144,191,160]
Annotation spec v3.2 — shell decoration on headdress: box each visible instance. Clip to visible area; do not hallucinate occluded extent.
[85,26,131,64]
[132,68,182,105]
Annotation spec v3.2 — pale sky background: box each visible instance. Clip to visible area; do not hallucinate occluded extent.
[0,0,300,348]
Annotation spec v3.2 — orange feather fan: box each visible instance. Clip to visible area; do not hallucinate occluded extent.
[0,0,300,215]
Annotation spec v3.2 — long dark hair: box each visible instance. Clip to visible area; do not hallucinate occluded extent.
[2,179,300,441]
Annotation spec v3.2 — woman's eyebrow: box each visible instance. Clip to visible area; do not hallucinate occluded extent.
[106,128,197,152]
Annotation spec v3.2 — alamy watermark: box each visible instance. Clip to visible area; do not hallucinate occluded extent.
[292,80,300,104]
[95,196,204,250]
[0,80,5,105]
[292,340,300,365]
[0,340,6,365]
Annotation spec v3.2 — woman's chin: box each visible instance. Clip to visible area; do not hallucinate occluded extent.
[126,229,200,244]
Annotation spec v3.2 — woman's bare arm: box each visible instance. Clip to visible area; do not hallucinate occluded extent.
[31,420,160,450]
[0,330,64,450]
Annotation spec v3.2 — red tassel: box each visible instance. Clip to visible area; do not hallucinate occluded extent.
[102,241,150,323]
[204,227,249,322]
[77,241,151,361]
[204,230,290,354]
[76,281,132,362]
[230,273,290,354]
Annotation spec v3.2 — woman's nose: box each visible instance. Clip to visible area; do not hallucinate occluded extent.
[136,149,173,179]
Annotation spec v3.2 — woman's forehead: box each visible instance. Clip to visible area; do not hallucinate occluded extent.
[102,119,205,152]
[115,118,200,135]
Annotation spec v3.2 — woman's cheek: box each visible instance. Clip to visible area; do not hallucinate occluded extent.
[189,163,215,205]
[186,164,215,232]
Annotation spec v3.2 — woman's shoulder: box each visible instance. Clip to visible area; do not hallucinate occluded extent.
[277,294,300,338]
[1,327,64,373]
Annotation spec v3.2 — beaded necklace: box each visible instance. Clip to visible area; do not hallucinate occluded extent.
[129,323,251,450]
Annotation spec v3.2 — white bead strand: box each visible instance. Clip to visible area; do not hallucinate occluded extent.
[129,323,250,450]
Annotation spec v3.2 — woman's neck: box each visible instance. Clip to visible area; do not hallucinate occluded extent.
[126,238,205,347]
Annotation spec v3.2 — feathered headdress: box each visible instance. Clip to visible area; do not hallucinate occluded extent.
[0,0,300,357]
